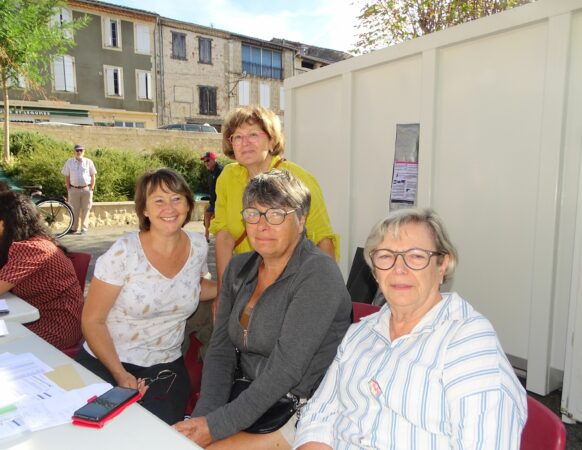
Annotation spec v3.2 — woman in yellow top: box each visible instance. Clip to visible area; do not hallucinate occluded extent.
[210,106,338,290]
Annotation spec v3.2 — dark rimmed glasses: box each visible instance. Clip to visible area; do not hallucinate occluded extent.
[228,131,267,147]
[142,369,176,394]
[241,207,296,225]
[370,248,443,271]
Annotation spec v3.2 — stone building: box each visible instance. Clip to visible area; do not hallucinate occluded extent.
[1,0,350,130]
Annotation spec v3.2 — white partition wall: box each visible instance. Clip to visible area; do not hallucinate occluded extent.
[285,0,582,406]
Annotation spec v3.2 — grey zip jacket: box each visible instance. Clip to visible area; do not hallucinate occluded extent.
[193,236,352,441]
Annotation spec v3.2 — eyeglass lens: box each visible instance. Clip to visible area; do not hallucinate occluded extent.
[143,370,176,393]
[229,131,265,146]
[371,249,439,271]
[242,208,294,225]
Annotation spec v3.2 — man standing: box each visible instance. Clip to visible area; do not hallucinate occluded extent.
[61,144,97,235]
[200,151,222,242]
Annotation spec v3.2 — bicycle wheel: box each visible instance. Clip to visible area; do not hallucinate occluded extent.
[36,198,74,238]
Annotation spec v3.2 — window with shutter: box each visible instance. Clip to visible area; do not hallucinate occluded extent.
[137,70,152,100]
[239,80,250,106]
[135,24,151,54]
[199,86,217,115]
[104,66,123,97]
[172,32,187,59]
[104,18,121,49]
[260,84,270,108]
[279,87,285,111]
[198,37,212,64]
[53,55,76,92]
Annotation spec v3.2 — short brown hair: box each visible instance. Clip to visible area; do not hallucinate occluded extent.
[243,169,311,220]
[222,106,284,159]
[134,168,194,231]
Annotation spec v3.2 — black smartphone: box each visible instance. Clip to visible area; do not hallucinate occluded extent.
[72,386,139,422]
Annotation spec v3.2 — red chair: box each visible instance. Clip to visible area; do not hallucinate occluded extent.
[68,251,92,292]
[184,333,204,415]
[520,395,566,450]
[352,301,381,323]
[61,252,91,358]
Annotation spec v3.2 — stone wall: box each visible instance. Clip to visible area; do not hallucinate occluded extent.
[11,123,223,154]
[88,200,208,227]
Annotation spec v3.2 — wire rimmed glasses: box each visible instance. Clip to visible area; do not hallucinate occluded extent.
[370,248,443,271]
[142,369,176,394]
[228,131,267,147]
[241,207,296,225]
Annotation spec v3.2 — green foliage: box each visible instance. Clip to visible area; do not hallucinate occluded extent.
[353,0,535,54]
[0,131,234,202]
[0,0,89,161]
[151,146,232,195]
[89,148,161,201]
[2,132,72,196]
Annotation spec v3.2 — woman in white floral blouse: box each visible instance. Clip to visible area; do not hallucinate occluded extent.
[77,168,216,424]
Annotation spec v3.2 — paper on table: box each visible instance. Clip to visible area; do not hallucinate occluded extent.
[45,364,85,390]
[0,352,53,380]
[0,299,8,314]
[0,320,7,337]
[15,383,112,432]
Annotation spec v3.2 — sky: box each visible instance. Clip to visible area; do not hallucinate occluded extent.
[106,0,362,53]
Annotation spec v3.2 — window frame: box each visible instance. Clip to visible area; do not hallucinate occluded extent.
[242,44,283,80]
[104,65,124,98]
[238,80,250,106]
[198,37,212,64]
[51,7,73,39]
[171,31,187,60]
[136,70,152,101]
[103,17,122,50]
[134,23,151,55]
[198,85,217,116]
[53,55,76,93]
[259,83,270,108]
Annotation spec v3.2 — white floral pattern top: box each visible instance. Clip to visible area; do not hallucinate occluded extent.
[83,231,208,366]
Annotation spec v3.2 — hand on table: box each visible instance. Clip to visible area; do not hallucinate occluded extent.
[174,416,213,447]
[114,370,149,396]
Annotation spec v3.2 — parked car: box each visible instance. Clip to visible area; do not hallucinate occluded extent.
[158,123,218,133]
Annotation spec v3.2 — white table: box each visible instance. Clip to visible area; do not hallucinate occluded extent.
[1,292,40,324]
[0,321,201,450]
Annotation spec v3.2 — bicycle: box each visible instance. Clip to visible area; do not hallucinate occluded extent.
[22,185,75,238]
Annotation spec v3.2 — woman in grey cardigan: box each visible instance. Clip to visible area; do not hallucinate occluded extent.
[175,169,351,449]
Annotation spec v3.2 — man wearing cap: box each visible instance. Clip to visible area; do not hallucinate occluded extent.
[200,151,222,243]
[61,144,97,235]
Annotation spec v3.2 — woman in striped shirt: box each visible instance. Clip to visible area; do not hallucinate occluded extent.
[294,208,527,450]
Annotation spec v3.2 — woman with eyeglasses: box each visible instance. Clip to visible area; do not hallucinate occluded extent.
[175,170,351,449]
[77,168,216,425]
[210,106,338,302]
[294,208,528,450]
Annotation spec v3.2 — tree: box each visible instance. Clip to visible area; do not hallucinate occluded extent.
[353,0,535,54]
[0,0,87,163]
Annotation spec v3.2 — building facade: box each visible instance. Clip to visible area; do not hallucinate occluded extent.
[1,0,158,128]
[2,0,349,130]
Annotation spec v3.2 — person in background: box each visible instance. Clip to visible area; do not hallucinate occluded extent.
[294,208,527,450]
[200,151,223,243]
[0,191,83,349]
[210,106,338,300]
[76,168,216,425]
[61,144,96,235]
[175,170,351,449]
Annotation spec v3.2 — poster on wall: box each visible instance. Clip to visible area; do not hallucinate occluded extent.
[390,124,420,211]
